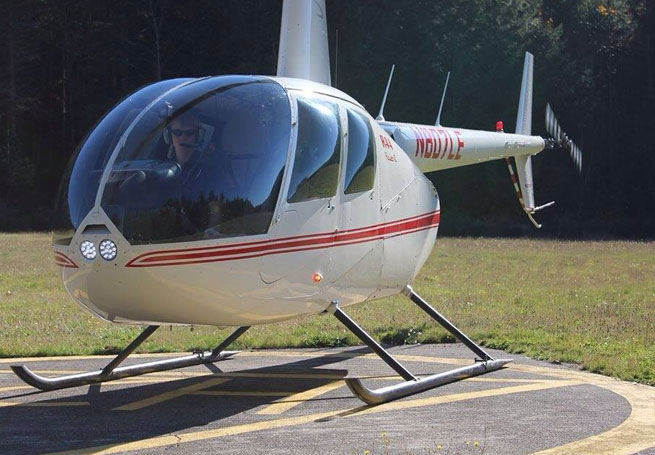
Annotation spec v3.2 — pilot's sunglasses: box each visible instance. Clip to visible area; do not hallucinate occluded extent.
[171,128,197,137]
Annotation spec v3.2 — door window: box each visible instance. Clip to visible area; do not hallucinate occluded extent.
[287,97,341,203]
[345,109,375,194]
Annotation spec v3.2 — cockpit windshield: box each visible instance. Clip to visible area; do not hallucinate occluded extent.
[53,78,192,245]
[100,76,291,244]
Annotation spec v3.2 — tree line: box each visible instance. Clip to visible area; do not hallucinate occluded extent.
[0,0,653,238]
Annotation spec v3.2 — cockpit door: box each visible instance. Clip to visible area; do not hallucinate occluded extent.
[259,93,342,290]
[329,107,382,297]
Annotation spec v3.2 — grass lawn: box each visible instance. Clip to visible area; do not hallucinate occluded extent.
[0,233,653,385]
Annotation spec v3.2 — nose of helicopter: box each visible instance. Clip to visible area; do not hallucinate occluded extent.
[57,216,329,327]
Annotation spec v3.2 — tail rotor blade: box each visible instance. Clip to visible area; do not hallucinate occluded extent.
[545,103,552,135]
[573,143,581,172]
[545,103,583,173]
[545,103,558,137]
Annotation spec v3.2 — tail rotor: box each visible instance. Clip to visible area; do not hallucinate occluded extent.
[545,103,582,173]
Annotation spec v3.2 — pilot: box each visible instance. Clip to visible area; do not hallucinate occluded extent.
[165,109,215,177]
[163,109,224,236]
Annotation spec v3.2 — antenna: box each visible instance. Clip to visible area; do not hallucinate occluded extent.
[376,64,395,121]
[334,29,339,88]
[435,72,450,127]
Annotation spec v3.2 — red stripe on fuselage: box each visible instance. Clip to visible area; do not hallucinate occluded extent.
[127,221,441,268]
[54,251,78,268]
[127,210,440,264]
[126,210,440,268]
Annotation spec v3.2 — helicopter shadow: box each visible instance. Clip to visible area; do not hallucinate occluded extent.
[0,347,373,455]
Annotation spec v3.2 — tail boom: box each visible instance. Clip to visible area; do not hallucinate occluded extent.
[380,121,545,173]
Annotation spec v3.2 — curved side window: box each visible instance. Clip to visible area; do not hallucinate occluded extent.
[287,97,341,203]
[344,109,375,194]
[52,78,192,245]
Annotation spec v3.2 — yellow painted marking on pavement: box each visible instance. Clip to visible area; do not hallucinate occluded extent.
[103,378,183,385]
[0,368,346,380]
[0,369,85,375]
[113,377,229,411]
[464,377,545,383]
[532,381,655,455]
[47,380,578,455]
[0,349,549,372]
[49,410,343,455]
[0,401,89,408]
[193,391,293,397]
[503,364,655,455]
[7,350,654,454]
[236,350,471,366]
[341,380,581,419]
[0,353,179,364]
[0,374,542,398]
[256,381,344,415]
[215,371,345,380]
[0,375,189,388]
[98,371,345,382]
[0,385,32,392]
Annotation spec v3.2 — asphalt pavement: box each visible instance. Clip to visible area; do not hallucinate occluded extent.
[1,344,653,455]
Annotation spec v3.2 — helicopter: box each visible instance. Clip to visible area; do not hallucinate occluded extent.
[12,0,582,405]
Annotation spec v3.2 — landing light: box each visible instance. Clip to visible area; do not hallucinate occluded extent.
[99,239,117,261]
[80,241,97,260]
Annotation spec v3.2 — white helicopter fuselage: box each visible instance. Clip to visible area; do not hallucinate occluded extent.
[16,0,575,401]
[55,77,440,327]
[51,0,552,329]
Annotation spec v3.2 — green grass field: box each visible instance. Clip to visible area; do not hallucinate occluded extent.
[1,233,653,385]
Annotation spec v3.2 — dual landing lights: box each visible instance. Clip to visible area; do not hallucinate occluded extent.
[11,287,510,405]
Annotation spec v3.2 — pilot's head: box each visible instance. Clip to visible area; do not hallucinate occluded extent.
[168,110,200,166]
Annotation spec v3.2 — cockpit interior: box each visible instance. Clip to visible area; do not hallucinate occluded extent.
[54,75,376,247]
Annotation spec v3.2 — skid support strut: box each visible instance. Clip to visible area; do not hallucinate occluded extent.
[11,325,249,391]
[329,286,511,405]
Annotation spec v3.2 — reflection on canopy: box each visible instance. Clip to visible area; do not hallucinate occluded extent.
[100,76,291,244]
[52,78,192,245]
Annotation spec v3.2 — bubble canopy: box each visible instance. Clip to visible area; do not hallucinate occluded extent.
[55,76,292,245]
[53,78,193,245]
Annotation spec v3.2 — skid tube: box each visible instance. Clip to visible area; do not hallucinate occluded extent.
[329,285,511,405]
[11,325,249,391]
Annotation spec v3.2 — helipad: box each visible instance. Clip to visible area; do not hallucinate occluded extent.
[1,344,653,454]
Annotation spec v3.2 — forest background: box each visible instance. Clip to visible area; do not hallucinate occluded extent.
[0,0,653,238]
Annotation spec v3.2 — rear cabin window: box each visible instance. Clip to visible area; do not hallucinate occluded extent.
[287,97,341,203]
[344,109,375,194]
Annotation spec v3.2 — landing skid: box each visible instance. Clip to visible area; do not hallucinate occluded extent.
[330,285,511,405]
[11,325,249,391]
[12,288,508,402]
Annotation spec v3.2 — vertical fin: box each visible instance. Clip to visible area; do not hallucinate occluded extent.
[277,0,331,85]
[514,52,535,211]
[515,52,534,136]
[508,52,554,228]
